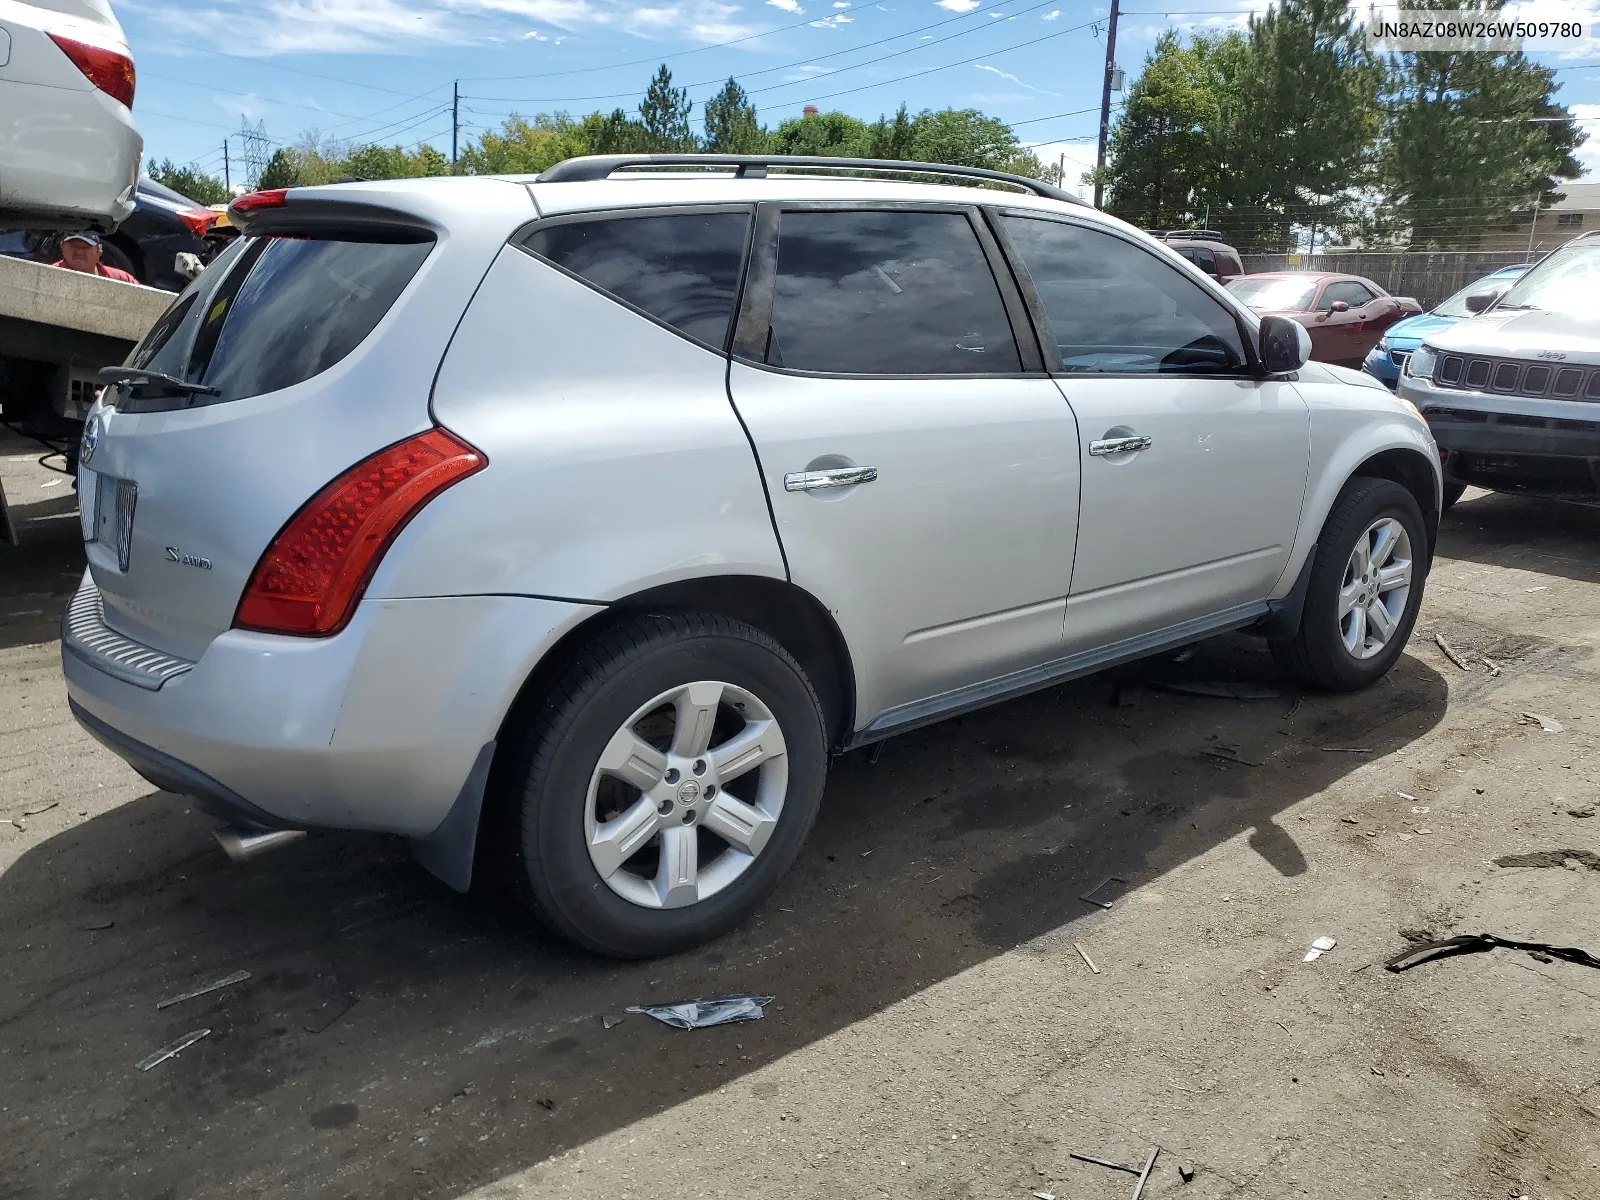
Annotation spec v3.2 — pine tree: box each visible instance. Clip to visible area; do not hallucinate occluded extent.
[866,104,916,160]
[703,78,766,153]
[639,65,695,152]
[1377,0,1582,246]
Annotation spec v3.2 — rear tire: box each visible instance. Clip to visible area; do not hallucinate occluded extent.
[500,612,828,958]
[1271,477,1427,691]
[99,240,141,284]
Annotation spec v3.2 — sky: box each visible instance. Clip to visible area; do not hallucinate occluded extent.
[118,0,1600,200]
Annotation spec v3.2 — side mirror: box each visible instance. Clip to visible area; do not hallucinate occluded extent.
[1260,315,1311,373]
[1327,300,1350,314]
[1464,292,1496,313]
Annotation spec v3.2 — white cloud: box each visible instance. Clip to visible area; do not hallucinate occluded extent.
[810,11,852,24]
[520,27,548,37]
[767,0,803,10]
[936,0,981,10]
[1040,7,1059,17]
[974,62,1060,95]
[1574,104,1600,177]
[214,90,271,120]
[832,1,851,6]
[136,0,760,55]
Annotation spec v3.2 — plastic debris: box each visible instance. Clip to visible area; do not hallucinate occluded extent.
[136,1028,210,1072]
[83,919,114,931]
[626,994,774,1030]
[1387,933,1600,974]
[156,969,251,1010]
[20,801,57,818]
[1179,1163,1196,1182]
[602,1014,623,1029]
[1155,680,1280,700]
[1074,942,1100,974]
[1433,633,1471,671]
[1481,656,1502,678]
[1200,745,1259,767]
[1033,1192,1057,1200]
[1303,935,1337,962]
[1521,711,1565,733]
[1496,850,1599,870]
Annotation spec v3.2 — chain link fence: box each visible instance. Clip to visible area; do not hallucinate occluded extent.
[1238,251,1536,309]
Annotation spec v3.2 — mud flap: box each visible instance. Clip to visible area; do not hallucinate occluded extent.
[411,740,496,893]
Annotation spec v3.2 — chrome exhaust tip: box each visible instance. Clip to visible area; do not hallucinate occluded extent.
[214,826,306,863]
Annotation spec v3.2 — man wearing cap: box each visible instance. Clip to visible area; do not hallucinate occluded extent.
[50,233,138,283]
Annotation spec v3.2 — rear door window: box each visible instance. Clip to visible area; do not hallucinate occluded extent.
[521,211,751,350]
[1179,246,1216,274]
[1321,280,1377,309]
[761,209,1021,374]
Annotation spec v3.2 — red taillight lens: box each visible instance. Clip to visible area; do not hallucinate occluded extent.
[230,189,289,215]
[175,208,218,238]
[48,34,135,108]
[234,429,485,637]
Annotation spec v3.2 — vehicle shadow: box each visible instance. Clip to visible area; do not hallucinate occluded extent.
[0,537,83,652]
[0,635,1450,1200]
[1438,490,1600,585]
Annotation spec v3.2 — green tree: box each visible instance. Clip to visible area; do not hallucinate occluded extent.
[909,108,1030,171]
[1219,0,1381,250]
[339,143,450,180]
[639,65,695,151]
[1377,0,1582,246]
[703,78,767,153]
[458,113,590,174]
[1105,32,1234,229]
[771,110,870,156]
[257,147,304,190]
[146,159,230,205]
[865,104,916,160]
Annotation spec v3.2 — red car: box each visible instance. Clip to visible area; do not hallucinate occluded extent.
[1225,272,1422,367]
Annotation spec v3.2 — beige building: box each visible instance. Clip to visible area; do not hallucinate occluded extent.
[1478,180,1600,251]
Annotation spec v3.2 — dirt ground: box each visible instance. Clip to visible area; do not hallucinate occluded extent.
[2,433,1598,1200]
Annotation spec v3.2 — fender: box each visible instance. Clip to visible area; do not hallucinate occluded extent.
[1270,369,1441,604]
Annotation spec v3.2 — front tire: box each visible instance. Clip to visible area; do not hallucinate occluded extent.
[502,612,828,958]
[1272,477,1427,691]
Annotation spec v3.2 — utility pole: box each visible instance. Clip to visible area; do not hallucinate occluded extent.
[223,139,230,191]
[1093,0,1121,210]
[1526,193,1540,257]
[452,81,460,169]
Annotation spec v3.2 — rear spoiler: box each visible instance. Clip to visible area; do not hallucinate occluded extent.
[226,189,438,241]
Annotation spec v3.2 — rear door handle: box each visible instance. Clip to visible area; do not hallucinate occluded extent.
[1088,435,1153,457]
[784,466,879,492]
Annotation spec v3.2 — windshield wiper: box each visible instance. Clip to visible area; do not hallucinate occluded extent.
[1492,303,1538,311]
[97,366,221,397]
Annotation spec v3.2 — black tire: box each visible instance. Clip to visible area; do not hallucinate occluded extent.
[1441,481,1467,512]
[1271,477,1428,691]
[500,612,828,958]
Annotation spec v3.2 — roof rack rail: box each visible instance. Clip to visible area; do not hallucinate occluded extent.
[1162,229,1226,241]
[535,154,1084,205]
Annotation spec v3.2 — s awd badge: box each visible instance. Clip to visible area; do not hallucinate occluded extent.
[166,547,213,570]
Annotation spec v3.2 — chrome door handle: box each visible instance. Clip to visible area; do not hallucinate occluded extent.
[1088,435,1153,457]
[784,466,879,492]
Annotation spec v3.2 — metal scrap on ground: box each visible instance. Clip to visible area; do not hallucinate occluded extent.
[1303,935,1337,962]
[1079,876,1126,909]
[1074,942,1100,974]
[1521,711,1565,733]
[1153,679,1281,700]
[156,969,251,1010]
[136,1029,211,1072]
[626,995,774,1030]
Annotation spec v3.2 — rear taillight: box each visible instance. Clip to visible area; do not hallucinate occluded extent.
[234,429,485,637]
[175,208,218,239]
[230,189,289,215]
[49,34,135,108]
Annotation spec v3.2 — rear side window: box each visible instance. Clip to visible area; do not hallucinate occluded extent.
[1179,246,1216,274]
[1000,216,1247,374]
[522,212,751,350]
[764,210,1021,375]
[117,233,431,409]
[1320,280,1377,309]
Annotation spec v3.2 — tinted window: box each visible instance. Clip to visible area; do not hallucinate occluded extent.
[524,212,750,349]
[1321,280,1377,309]
[1001,216,1248,374]
[764,210,1021,375]
[199,236,431,401]
[1178,246,1216,273]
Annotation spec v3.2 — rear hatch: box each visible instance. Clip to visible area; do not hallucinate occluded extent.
[77,183,526,661]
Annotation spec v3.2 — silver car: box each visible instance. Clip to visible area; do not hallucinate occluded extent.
[63,156,1442,956]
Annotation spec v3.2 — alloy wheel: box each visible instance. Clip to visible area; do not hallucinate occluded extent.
[1338,516,1413,660]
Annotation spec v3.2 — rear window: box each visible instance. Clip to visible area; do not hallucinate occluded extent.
[115,232,432,411]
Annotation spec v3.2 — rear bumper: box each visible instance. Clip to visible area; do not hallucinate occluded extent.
[63,573,600,837]
[0,80,140,230]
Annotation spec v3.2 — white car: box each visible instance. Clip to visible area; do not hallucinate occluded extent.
[0,0,141,230]
[63,156,1442,957]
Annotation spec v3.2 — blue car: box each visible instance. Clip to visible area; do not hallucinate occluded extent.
[1362,265,1531,388]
